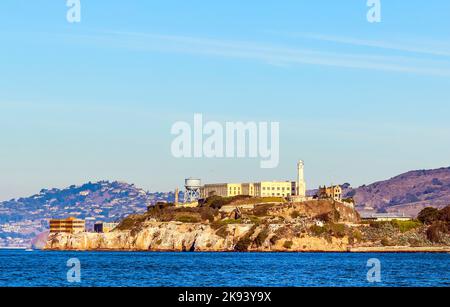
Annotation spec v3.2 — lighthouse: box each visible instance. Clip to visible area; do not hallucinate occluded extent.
[297,160,306,198]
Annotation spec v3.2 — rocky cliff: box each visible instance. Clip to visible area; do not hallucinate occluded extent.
[46,221,350,252]
[46,199,358,252]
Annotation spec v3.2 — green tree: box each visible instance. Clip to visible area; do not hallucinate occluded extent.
[417,207,440,225]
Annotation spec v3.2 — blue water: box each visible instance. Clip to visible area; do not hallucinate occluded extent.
[0,250,449,287]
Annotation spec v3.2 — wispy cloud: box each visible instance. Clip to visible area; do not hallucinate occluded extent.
[61,30,450,77]
[295,33,450,58]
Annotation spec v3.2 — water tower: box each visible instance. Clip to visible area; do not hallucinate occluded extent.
[184,178,202,203]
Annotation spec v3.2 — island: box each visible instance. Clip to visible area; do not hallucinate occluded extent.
[45,196,450,252]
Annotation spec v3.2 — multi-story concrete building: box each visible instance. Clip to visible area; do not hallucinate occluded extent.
[201,181,294,198]
[200,161,306,200]
[49,217,85,234]
[201,183,243,198]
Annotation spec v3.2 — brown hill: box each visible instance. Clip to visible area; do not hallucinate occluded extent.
[346,167,450,216]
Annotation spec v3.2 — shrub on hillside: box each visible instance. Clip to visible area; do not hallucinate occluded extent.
[175,215,200,223]
[418,207,441,225]
[203,196,230,209]
[439,206,450,222]
[351,229,363,243]
[316,213,333,223]
[252,204,275,217]
[342,197,355,204]
[199,207,217,223]
[381,237,394,246]
[369,221,390,229]
[116,214,147,231]
[326,223,347,238]
[426,221,449,243]
[214,218,244,226]
[309,225,326,236]
[290,211,301,219]
[283,240,293,249]
[390,220,422,233]
[203,195,255,209]
[234,237,252,252]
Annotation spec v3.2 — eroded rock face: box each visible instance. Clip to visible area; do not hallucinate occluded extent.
[46,200,361,252]
[45,222,349,252]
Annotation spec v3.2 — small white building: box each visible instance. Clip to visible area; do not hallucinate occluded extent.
[361,213,413,222]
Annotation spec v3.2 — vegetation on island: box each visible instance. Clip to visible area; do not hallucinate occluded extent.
[114,195,360,251]
[111,196,450,252]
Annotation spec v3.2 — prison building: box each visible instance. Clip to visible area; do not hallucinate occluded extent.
[200,161,307,200]
[201,181,295,198]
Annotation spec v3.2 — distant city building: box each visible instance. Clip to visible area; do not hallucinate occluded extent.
[361,213,412,222]
[317,185,343,201]
[94,222,119,233]
[49,217,85,234]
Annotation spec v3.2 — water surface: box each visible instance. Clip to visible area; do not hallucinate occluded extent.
[0,250,448,287]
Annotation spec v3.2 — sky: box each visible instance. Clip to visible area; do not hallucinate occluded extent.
[1,0,450,200]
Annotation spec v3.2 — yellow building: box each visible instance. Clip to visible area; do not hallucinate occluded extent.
[199,161,306,200]
[201,181,295,198]
[201,183,242,198]
[255,181,295,197]
[318,185,343,201]
[49,217,85,234]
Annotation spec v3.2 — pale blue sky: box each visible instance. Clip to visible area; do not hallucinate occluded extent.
[1,1,450,200]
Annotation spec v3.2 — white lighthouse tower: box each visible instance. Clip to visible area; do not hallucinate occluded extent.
[297,160,306,199]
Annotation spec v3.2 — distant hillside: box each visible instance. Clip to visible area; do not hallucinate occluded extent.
[345,167,450,216]
[0,181,177,247]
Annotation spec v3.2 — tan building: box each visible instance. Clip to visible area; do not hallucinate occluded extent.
[317,185,343,201]
[255,181,295,197]
[201,183,239,198]
[199,161,306,200]
[49,217,85,234]
[201,181,295,198]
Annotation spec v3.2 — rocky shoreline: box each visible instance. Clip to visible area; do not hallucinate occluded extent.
[45,221,450,253]
[348,246,450,253]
